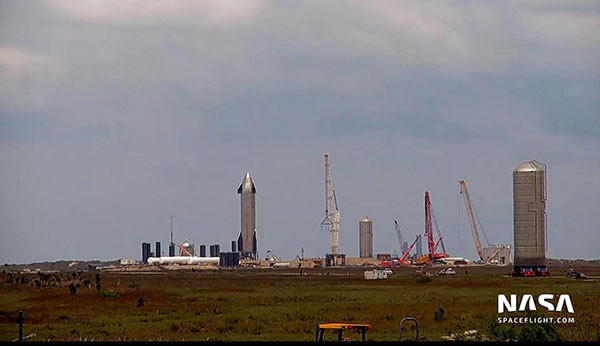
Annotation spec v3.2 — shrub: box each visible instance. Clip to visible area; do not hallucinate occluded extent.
[69,283,77,296]
[98,289,120,299]
[416,276,432,283]
[518,316,564,342]
[434,308,445,321]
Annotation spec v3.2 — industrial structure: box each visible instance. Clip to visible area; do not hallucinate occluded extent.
[141,242,151,263]
[459,180,512,264]
[513,160,548,276]
[219,252,240,268]
[397,234,422,265]
[483,245,512,265]
[359,217,373,258]
[416,191,449,264]
[209,244,221,258]
[321,153,345,266]
[178,240,195,256]
[155,242,161,258]
[133,156,552,273]
[237,172,258,259]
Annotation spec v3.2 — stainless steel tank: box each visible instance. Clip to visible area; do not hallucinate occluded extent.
[237,172,257,259]
[359,217,373,258]
[513,160,547,268]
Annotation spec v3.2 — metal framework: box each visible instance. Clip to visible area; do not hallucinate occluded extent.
[425,191,448,261]
[321,153,339,256]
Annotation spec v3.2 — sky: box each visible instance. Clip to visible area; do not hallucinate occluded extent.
[0,0,599,264]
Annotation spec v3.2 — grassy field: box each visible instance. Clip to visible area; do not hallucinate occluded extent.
[0,265,598,341]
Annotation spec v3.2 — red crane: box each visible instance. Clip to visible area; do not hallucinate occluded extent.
[397,234,422,266]
[425,191,449,261]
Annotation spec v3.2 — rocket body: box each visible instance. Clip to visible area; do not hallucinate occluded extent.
[237,172,257,259]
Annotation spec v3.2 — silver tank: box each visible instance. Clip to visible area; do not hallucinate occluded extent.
[513,160,547,267]
[359,217,373,258]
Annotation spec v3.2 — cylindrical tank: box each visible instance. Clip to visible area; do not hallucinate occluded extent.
[359,217,373,258]
[155,241,161,258]
[200,244,206,257]
[513,160,547,268]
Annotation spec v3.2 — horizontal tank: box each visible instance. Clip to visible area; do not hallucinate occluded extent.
[147,256,219,265]
[513,160,547,267]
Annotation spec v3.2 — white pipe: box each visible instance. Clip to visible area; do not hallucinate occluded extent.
[147,256,219,265]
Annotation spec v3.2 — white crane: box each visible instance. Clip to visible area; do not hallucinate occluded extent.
[459,180,491,262]
[321,153,339,255]
[394,220,403,253]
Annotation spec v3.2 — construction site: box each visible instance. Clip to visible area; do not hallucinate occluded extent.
[130,154,545,278]
[2,155,598,342]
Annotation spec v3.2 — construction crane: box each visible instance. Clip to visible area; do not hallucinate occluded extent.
[266,249,281,262]
[394,220,403,254]
[398,234,422,265]
[320,153,339,256]
[422,191,449,263]
[458,180,495,263]
[177,240,195,257]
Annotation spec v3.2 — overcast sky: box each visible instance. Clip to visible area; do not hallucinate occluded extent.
[1,0,599,264]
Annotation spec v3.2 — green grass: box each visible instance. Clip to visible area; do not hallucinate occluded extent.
[0,268,598,341]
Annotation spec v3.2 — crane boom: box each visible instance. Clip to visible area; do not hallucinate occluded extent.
[399,234,422,264]
[431,207,446,254]
[425,191,449,261]
[266,249,281,262]
[486,247,502,264]
[458,180,484,261]
[425,192,435,256]
[394,220,403,253]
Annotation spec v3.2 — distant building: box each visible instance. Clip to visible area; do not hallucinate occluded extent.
[120,258,136,265]
[484,244,513,265]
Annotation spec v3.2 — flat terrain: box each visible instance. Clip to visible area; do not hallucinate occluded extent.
[0,265,598,341]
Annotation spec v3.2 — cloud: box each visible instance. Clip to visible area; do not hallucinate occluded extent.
[347,0,600,76]
[0,46,65,111]
[0,1,598,263]
[50,0,265,27]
